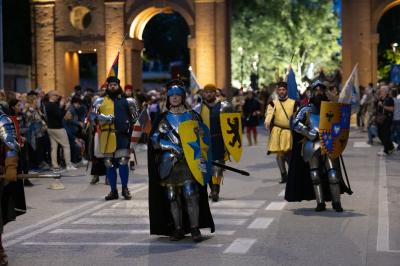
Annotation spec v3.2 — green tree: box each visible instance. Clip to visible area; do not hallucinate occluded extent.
[231,0,341,87]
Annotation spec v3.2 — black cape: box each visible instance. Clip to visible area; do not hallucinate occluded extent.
[285,131,352,202]
[147,111,215,236]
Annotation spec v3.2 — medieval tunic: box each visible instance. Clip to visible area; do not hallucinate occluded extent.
[265,98,296,153]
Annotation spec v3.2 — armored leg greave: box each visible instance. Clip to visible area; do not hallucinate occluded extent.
[310,169,325,205]
[183,181,199,229]
[166,186,182,230]
[326,158,341,202]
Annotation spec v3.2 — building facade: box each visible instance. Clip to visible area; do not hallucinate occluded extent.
[342,0,400,86]
[31,0,231,95]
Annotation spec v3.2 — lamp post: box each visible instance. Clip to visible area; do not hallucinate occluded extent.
[238,46,244,87]
[392,42,398,53]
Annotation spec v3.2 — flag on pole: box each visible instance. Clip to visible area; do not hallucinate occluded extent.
[189,66,201,93]
[339,64,360,111]
[107,52,120,78]
[287,67,300,101]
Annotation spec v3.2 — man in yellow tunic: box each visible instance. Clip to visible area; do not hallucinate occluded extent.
[264,82,297,183]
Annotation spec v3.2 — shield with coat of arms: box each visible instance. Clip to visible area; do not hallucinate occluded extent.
[220,112,243,162]
[179,120,212,186]
[319,101,351,159]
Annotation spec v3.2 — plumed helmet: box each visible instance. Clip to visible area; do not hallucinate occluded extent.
[310,80,327,91]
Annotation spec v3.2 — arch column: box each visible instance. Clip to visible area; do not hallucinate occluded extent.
[31,0,56,92]
[125,38,144,92]
[371,33,380,85]
[105,0,126,86]
[195,0,216,86]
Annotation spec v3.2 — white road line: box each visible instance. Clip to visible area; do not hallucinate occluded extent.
[211,208,256,217]
[92,208,148,216]
[111,200,148,208]
[247,218,273,229]
[50,228,236,236]
[4,185,148,247]
[73,217,150,225]
[377,158,390,252]
[21,241,224,248]
[223,238,257,254]
[4,183,148,240]
[213,218,247,226]
[353,142,371,148]
[211,200,266,208]
[3,201,99,240]
[265,201,286,211]
[50,229,150,234]
[278,189,285,197]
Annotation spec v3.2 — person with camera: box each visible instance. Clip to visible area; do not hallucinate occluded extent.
[375,86,395,156]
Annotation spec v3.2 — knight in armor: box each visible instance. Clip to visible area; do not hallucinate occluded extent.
[285,81,348,212]
[0,100,26,265]
[148,80,214,242]
[92,76,139,200]
[194,84,233,202]
[264,82,297,183]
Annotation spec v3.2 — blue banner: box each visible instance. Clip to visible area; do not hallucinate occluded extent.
[390,64,400,85]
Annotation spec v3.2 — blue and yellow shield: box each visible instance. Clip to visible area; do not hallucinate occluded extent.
[220,112,243,162]
[319,101,351,159]
[179,120,212,186]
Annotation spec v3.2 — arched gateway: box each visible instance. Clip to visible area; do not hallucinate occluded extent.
[342,0,400,86]
[31,0,231,95]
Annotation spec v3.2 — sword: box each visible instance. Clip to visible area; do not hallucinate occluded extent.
[0,173,62,179]
[211,161,250,176]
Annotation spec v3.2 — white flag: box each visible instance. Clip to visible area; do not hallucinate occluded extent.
[339,64,360,106]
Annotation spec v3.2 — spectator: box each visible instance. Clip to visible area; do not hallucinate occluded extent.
[391,89,400,150]
[45,91,77,171]
[376,86,395,156]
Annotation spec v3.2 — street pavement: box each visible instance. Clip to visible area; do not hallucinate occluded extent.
[3,127,400,266]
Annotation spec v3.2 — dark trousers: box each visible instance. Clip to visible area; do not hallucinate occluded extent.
[378,120,394,153]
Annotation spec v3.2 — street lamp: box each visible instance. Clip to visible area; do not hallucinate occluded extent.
[238,47,244,87]
[392,42,398,53]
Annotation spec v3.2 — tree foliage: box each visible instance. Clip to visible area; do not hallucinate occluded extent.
[231,0,341,86]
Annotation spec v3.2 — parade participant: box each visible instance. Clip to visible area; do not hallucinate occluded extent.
[194,84,233,202]
[285,81,351,212]
[92,76,139,200]
[0,100,26,265]
[264,82,297,183]
[243,88,261,146]
[148,80,214,242]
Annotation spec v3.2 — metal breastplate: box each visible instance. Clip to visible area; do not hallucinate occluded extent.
[309,113,320,132]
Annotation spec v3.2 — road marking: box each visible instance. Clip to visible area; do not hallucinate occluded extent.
[111,200,148,208]
[211,208,256,217]
[213,218,247,226]
[3,201,98,240]
[4,185,148,247]
[21,241,224,248]
[211,200,266,208]
[50,229,150,234]
[377,158,391,252]
[73,217,150,225]
[92,208,148,216]
[265,201,286,210]
[223,238,257,254]
[49,228,236,236]
[247,218,273,229]
[353,142,371,148]
[278,189,285,197]
[4,183,148,240]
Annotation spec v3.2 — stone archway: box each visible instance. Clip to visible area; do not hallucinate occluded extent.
[30,0,231,95]
[342,0,400,86]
